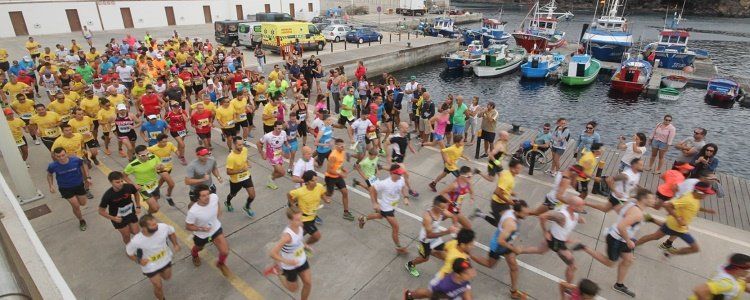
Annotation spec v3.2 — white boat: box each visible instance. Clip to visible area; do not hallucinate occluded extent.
[472,45,527,77]
[661,75,688,89]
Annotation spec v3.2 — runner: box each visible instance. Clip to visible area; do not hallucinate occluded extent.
[480,130,511,181]
[348,110,373,162]
[529,165,587,216]
[435,228,475,281]
[114,103,140,159]
[164,101,188,165]
[559,279,600,300]
[30,104,62,150]
[47,147,91,231]
[352,148,381,190]
[185,184,230,274]
[148,134,179,206]
[404,195,459,277]
[291,146,316,187]
[385,121,419,198]
[5,108,28,162]
[231,90,255,142]
[474,159,523,227]
[225,136,256,218]
[190,102,214,150]
[314,114,334,167]
[437,166,476,229]
[184,147,222,207]
[262,94,282,134]
[125,214,180,300]
[258,120,289,190]
[51,125,89,190]
[689,253,750,300]
[137,85,164,119]
[266,206,313,300]
[404,258,476,300]
[573,188,655,297]
[215,97,238,150]
[357,164,410,253]
[419,103,451,150]
[99,171,141,244]
[585,158,644,214]
[283,110,300,174]
[140,114,168,146]
[428,136,467,192]
[48,91,76,124]
[288,170,330,247]
[334,86,356,129]
[123,145,167,212]
[468,200,531,299]
[324,138,354,221]
[654,161,694,210]
[290,94,308,145]
[9,93,38,144]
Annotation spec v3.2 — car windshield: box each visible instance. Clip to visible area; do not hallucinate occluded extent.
[323,26,336,31]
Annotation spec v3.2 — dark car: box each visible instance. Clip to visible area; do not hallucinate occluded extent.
[345,27,383,44]
[214,20,241,46]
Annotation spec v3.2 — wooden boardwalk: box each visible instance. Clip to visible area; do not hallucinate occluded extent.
[484,123,750,231]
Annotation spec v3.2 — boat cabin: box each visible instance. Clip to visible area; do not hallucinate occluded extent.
[528,17,557,35]
[434,18,455,32]
[595,16,626,31]
[659,29,689,45]
[616,60,651,84]
[567,54,591,77]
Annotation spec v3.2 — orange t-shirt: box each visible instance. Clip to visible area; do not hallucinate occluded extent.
[657,169,685,198]
[325,149,345,178]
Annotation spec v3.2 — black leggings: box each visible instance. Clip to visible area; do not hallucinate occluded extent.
[483,201,510,227]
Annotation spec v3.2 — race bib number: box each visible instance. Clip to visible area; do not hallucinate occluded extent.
[60,115,71,123]
[117,125,132,133]
[298,113,306,121]
[142,181,158,193]
[456,195,465,205]
[294,247,304,257]
[367,176,378,185]
[21,113,32,119]
[238,113,247,121]
[390,199,400,207]
[198,118,209,127]
[117,203,134,217]
[149,131,160,139]
[15,137,25,146]
[236,170,250,182]
[226,120,235,127]
[184,79,192,86]
[367,131,377,140]
[161,157,172,163]
[76,126,90,134]
[273,149,283,159]
[149,249,167,262]
[177,130,187,137]
[45,127,61,137]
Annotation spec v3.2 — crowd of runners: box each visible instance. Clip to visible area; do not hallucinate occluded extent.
[1,31,747,300]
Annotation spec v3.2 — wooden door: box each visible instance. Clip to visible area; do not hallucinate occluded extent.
[289,4,295,18]
[308,3,314,12]
[236,5,243,20]
[203,6,212,23]
[8,11,28,36]
[120,8,134,28]
[264,4,271,13]
[165,6,176,26]
[65,9,82,32]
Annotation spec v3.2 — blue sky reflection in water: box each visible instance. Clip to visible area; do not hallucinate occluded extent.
[389,10,750,178]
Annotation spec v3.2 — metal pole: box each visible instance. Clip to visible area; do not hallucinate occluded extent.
[474,137,481,159]
[527,152,536,175]
[0,116,43,203]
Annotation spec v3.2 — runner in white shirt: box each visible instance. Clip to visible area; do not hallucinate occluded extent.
[586,158,644,214]
[125,214,180,300]
[348,113,372,162]
[257,120,289,190]
[357,164,410,253]
[265,206,313,300]
[185,185,230,273]
[115,61,135,87]
[404,195,459,277]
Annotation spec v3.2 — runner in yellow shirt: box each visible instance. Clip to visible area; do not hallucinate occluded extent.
[149,134,179,206]
[253,77,268,105]
[52,125,86,164]
[48,92,76,123]
[62,86,81,104]
[429,135,467,192]
[107,91,127,108]
[3,77,31,101]
[262,96,281,133]
[190,94,217,114]
[30,104,62,150]
[9,93,38,143]
[690,253,749,300]
[96,99,117,155]
[231,91,255,142]
[4,108,29,163]
[79,89,101,138]
[437,229,475,278]
[68,108,100,165]
[214,97,238,150]
[287,170,330,246]
[25,37,41,61]
[474,159,524,229]
[575,143,602,200]
[225,137,256,216]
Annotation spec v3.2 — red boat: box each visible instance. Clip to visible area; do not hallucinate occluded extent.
[610,58,653,94]
[512,1,572,52]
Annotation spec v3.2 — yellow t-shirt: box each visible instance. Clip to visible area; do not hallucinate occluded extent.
[175,52,188,64]
[231,98,249,122]
[96,107,116,132]
[84,51,100,62]
[0,48,8,63]
[262,103,279,126]
[226,147,250,183]
[47,100,76,122]
[215,105,237,129]
[30,112,62,138]
[51,133,85,157]
[577,150,596,182]
[148,143,178,171]
[70,81,86,93]
[441,145,463,171]
[665,193,700,233]
[8,118,26,145]
[67,116,95,142]
[3,82,30,99]
[63,91,81,104]
[191,101,216,114]
[10,100,35,119]
[289,184,327,222]
[79,96,101,117]
[438,240,469,278]
[689,276,747,300]
[25,41,40,54]
[492,169,515,204]
[107,94,127,107]
[131,84,147,100]
[253,82,267,96]
[268,70,280,82]
[40,51,56,61]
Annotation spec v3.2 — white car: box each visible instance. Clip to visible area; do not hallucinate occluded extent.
[322,25,351,42]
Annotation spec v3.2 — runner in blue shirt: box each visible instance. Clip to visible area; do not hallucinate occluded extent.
[140,115,168,146]
[47,147,91,231]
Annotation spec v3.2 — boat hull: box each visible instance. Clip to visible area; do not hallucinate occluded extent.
[473,59,524,77]
[588,42,629,63]
[705,92,736,103]
[512,33,549,53]
[560,59,601,86]
[521,62,561,78]
[611,80,645,94]
[661,76,688,89]
[654,52,696,70]
[658,88,681,101]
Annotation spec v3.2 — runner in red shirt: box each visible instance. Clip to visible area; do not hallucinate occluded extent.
[230,69,243,96]
[190,102,214,150]
[178,67,194,103]
[139,85,164,118]
[165,101,188,164]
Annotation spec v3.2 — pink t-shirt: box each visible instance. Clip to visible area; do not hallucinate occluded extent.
[651,123,676,145]
[434,113,450,135]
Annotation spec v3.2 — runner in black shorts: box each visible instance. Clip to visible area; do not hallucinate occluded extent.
[265,206,313,299]
[47,148,91,231]
[405,196,457,277]
[125,215,180,300]
[225,137,257,216]
[99,171,141,244]
[186,185,231,270]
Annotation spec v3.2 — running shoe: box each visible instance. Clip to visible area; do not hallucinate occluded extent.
[92,157,100,166]
[470,208,485,220]
[658,243,674,251]
[314,216,323,225]
[473,168,482,175]
[243,141,252,147]
[405,261,420,277]
[103,148,111,155]
[262,264,280,277]
[613,283,636,297]
[408,190,420,198]
[358,216,366,229]
[242,207,255,218]
[403,289,414,300]
[267,179,279,190]
[86,190,94,199]
[192,255,201,266]
[166,197,175,206]
[428,181,437,192]
[480,153,488,158]
[79,220,87,231]
[34,139,40,145]
[510,289,528,299]
[225,201,234,212]
[286,169,292,176]
[343,211,355,221]
[352,178,361,188]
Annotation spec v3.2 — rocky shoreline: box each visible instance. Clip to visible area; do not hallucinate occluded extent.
[452,0,750,17]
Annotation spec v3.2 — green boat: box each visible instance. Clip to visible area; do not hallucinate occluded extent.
[658,87,681,101]
[560,54,601,86]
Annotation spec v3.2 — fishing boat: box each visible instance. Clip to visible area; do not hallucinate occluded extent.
[463,18,511,47]
[642,3,696,70]
[610,58,652,94]
[705,78,744,103]
[420,17,459,38]
[520,52,565,78]
[560,54,601,86]
[658,87,681,101]
[511,0,574,53]
[443,40,484,69]
[580,0,633,63]
[473,45,527,77]
[661,75,688,89]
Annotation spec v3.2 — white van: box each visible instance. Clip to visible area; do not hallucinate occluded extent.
[238,22,263,49]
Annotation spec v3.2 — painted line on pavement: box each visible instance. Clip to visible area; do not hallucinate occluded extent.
[94,162,264,300]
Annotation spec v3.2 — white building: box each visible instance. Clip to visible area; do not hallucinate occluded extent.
[0,0,321,38]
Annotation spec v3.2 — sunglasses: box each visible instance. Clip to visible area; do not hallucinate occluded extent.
[586,127,594,130]
[694,131,703,135]
[664,119,672,122]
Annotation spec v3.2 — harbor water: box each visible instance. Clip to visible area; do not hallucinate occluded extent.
[390,7,750,178]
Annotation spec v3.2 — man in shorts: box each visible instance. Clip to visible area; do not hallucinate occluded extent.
[352,148,380,190]
[123,145,166,212]
[405,195,458,277]
[185,147,222,207]
[68,107,100,166]
[99,171,141,244]
[325,138,354,221]
[575,142,603,200]
[314,114,334,167]
[474,159,523,228]
[266,206,313,300]
[226,136,256,218]
[190,102,213,150]
[348,110,373,163]
[148,134,179,205]
[404,258,476,300]
[334,87,356,129]
[690,253,750,300]
[126,214,180,300]
[186,185,230,274]
[291,146,316,188]
[262,94,282,133]
[428,135,467,192]
[47,147,91,231]
[288,171,330,247]
[258,120,289,190]
[140,114,168,146]
[357,164,410,253]
[586,158,643,214]
[30,104,62,150]
[114,103,140,159]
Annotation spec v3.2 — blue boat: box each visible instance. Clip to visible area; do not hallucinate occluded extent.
[706,77,744,104]
[520,53,565,78]
[443,41,484,69]
[642,12,696,70]
[421,17,460,38]
[581,0,633,63]
[463,18,511,47]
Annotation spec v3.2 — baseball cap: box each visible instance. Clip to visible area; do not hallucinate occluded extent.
[23,56,31,62]
[207,79,214,85]
[569,165,588,179]
[674,162,695,173]
[147,114,157,120]
[116,103,127,110]
[694,182,716,195]
[3,108,14,115]
[410,75,417,80]
[196,148,211,156]
[390,164,406,175]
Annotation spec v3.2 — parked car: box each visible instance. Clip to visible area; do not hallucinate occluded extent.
[315,18,347,31]
[322,25,351,42]
[346,27,383,44]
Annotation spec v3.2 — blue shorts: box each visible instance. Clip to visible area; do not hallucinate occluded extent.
[551,147,565,155]
[452,124,465,135]
[283,140,298,154]
[652,139,668,150]
[659,224,696,244]
[433,133,444,141]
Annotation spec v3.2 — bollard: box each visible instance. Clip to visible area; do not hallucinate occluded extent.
[527,151,536,175]
[330,42,334,52]
[591,161,606,194]
[474,137,482,159]
[399,33,401,41]
[408,32,410,39]
[344,40,347,50]
[357,42,360,48]
[389,33,392,43]
[369,40,371,47]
